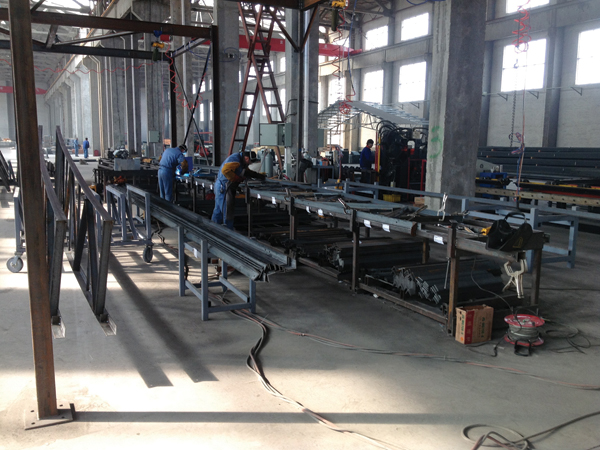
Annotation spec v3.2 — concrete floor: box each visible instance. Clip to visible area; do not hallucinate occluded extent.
[1,180,599,450]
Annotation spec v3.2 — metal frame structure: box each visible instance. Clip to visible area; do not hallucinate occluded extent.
[338,181,580,269]
[38,128,69,340]
[0,149,15,192]
[106,184,153,262]
[54,127,116,336]
[127,185,294,320]
[237,180,543,334]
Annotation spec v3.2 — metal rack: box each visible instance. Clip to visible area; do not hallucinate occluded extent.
[241,181,544,334]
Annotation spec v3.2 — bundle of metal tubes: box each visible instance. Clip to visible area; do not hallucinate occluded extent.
[392,259,503,305]
[274,228,353,257]
[327,239,423,273]
[128,188,293,281]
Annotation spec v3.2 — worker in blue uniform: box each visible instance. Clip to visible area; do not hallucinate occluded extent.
[212,151,265,229]
[359,139,375,184]
[158,144,189,202]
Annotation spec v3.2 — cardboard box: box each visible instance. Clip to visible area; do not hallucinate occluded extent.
[455,305,493,344]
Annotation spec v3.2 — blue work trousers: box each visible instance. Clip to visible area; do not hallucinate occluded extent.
[211,179,234,229]
[158,168,175,202]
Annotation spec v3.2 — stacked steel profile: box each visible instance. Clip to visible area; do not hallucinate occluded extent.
[128,188,293,281]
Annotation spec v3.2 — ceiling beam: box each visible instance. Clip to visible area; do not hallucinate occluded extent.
[54,30,135,46]
[0,8,211,39]
[0,39,160,60]
[371,0,392,17]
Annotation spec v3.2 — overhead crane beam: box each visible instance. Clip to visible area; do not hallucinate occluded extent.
[0,8,211,39]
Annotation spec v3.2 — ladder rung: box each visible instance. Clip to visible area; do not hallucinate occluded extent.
[241,108,252,112]
[244,91,256,95]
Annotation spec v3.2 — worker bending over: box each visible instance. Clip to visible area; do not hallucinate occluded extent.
[158,144,188,202]
[212,151,265,229]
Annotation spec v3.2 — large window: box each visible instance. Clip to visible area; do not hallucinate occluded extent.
[280,56,286,72]
[362,70,384,103]
[279,88,286,112]
[401,13,429,42]
[199,103,205,122]
[329,76,344,106]
[576,28,600,85]
[501,38,547,92]
[506,0,549,14]
[398,61,426,102]
[364,26,388,51]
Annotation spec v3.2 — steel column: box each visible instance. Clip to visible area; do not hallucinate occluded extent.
[8,0,56,420]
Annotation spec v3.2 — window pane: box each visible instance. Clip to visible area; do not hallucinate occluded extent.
[401,13,429,42]
[501,38,546,92]
[506,0,549,14]
[398,61,426,102]
[576,29,600,85]
[362,70,384,103]
[280,88,286,109]
[199,103,204,122]
[280,56,286,72]
[364,26,388,51]
[329,76,344,106]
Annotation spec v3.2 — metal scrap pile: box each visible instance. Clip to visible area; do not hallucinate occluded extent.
[392,259,503,305]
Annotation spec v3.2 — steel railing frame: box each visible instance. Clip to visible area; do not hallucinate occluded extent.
[53,126,115,335]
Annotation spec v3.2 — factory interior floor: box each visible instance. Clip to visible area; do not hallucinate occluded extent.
[1,184,599,450]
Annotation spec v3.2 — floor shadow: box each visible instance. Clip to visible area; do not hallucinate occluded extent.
[108,253,218,384]
[74,410,426,424]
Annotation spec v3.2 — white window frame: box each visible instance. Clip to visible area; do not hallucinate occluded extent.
[398,61,427,103]
[500,38,547,92]
[576,28,600,86]
[401,13,429,42]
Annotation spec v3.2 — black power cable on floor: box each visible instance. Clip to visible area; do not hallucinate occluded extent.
[463,410,600,450]
[212,292,600,449]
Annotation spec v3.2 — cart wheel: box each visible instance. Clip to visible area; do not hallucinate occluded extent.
[7,256,23,273]
[142,246,153,263]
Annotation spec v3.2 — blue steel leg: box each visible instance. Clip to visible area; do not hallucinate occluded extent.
[178,226,185,296]
[119,193,127,241]
[201,239,209,321]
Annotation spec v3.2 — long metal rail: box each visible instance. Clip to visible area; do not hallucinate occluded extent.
[127,185,294,282]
